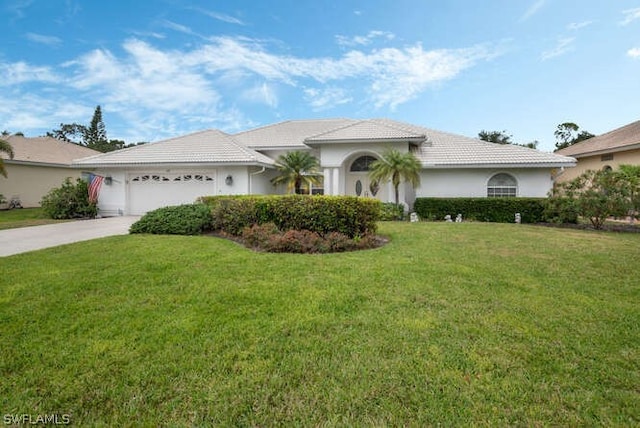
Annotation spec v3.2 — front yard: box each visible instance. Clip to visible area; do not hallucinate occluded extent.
[1,222,638,425]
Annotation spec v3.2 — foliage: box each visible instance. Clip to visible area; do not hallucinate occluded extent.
[47,106,124,153]
[129,204,212,235]
[0,138,15,178]
[40,178,98,219]
[554,122,595,151]
[617,164,640,218]
[368,148,421,207]
[414,197,546,223]
[0,193,5,204]
[241,223,378,253]
[1,223,639,425]
[547,169,631,229]
[271,151,322,194]
[200,195,380,238]
[478,130,538,149]
[379,202,404,221]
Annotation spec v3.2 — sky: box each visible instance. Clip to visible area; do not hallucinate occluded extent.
[1,0,639,152]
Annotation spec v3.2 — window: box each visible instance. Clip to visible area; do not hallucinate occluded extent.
[487,173,517,197]
[350,155,377,172]
[601,154,614,161]
[603,165,613,172]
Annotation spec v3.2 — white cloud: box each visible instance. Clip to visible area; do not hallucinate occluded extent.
[567,21,592,31]
[336,30,395,47]
[520,0,546,22]
[25,32,62,47]
[195,8,245,25]
[161,20,198,37]
[628,47,640,58]
[541,37,575,60]
[0,61,59,86]
[620,8,640,26]
[304,87,353,111]
[241,82,278,108]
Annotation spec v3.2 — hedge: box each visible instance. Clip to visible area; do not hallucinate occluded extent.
[413,197,546,223]
[198,195,381,237]
[130,204,213,235]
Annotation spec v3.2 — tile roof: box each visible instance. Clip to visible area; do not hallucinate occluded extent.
[1,135,100,166]
[305,119,426,143]
[555,119,640,157]
[233,118,357,148]
[358,119,576,167]
[72,129,275,167]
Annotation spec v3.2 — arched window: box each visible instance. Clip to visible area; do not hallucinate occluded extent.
[603,165,613,172]
[487,173,517,197]
[350,155,377,172]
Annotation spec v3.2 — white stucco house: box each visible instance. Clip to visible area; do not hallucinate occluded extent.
[72,118,576,216]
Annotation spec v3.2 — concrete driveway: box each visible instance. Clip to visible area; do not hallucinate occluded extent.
[0,216,139,257]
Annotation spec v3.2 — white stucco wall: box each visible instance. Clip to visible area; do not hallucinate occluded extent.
[417,168,554,198]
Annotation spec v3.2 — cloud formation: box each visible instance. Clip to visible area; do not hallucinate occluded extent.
[541,37,575,60]
[620,8,640,26]
[628,47,640,58]
[520,0,546,22]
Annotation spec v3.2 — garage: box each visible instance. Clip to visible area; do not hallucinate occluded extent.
[127,172,216,215]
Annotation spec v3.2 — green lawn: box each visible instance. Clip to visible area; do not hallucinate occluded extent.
[1,222,638,426]
[0,207,69,230]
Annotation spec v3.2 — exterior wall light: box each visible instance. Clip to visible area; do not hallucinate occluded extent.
[225,175,233,185]
[104,176,113,185]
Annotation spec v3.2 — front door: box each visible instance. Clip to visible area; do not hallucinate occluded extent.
[346,155,387,201]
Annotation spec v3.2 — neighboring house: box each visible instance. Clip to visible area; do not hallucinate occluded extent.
[72,118,576,216]
[555,119,640,182]
[0,135,101,207]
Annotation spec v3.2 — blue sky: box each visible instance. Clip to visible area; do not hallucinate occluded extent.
[1,0,639,151]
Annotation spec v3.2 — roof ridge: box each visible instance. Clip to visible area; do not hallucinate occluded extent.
[233,118,351,137]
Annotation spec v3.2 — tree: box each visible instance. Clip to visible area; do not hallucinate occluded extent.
[271,151,322,194]
[547,169,629,229]
[478,130,512,145]
[46,106,124,153]
[83,105,107,148]
[617,164,640,222]
[554,122,595,151]
[0,139,15,178]
[368,148,421,208]
[478,130,538,149]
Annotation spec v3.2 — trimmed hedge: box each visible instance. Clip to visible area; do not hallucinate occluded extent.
[414,197,546,223]
[129,204,213,235]
[199,195,381,238]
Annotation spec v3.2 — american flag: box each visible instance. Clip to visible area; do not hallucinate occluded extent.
[88,174,104,203]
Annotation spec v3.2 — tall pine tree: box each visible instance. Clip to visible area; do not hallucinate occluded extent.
[84,105,107,149]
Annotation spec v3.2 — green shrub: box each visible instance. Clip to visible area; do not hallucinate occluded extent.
[130,204,212,235]
[413,197,546,223]
[40,178,97,219]
[543,197,579,224]
[379,202,404,221]
[200,195,380,238]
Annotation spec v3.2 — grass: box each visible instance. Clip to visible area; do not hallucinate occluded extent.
[0,207,69,230]
[1,222,638,426]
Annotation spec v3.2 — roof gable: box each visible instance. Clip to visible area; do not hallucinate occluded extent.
[2,135,101,166]
[305,119,426,144]
[555,119,640,157]
[73,129,274,167]
[233,118,357,148]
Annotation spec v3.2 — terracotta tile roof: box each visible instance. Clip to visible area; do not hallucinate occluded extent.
[555,119,640,157]
[72,129,274,167]
[233,118,357,148]
[1,135,100,166]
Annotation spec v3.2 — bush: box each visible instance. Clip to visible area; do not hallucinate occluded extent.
[130,204,212,235]
[379,202,404,221]
[413,197,546,223]
[240,223,379,253]
[40,178,97,219]
[200,195,381,238]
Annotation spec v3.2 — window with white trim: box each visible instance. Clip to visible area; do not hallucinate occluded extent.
[487,173,517,197]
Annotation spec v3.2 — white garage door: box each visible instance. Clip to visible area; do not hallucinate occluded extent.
[128,172,216,215]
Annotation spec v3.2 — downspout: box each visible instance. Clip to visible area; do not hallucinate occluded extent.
[249,166,266,195]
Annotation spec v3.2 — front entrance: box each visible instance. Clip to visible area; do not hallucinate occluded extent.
[346,155,387,201]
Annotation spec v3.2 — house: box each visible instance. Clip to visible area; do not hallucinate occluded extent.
[555,119,640,182]
[72,118,576,216]
[0,135,101,207]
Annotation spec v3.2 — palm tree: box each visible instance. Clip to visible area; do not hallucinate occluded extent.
[0,139,15,178]
[271,151,322,194]
[369,148,421,207]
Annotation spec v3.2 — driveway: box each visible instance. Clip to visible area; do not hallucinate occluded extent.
[0,216,139,257]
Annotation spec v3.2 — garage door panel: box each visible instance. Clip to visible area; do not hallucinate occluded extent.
[128,172,216,215]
